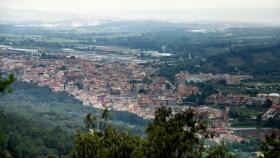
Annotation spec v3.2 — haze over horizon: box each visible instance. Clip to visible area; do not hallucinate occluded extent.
[0,0,280,24]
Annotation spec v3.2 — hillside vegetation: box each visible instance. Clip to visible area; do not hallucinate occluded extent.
[0,81,147,157]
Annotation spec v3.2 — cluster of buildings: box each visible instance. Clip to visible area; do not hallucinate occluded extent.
[2,46,277,146]
[210,128,245,143]
[175,71,252,85]
[206,93,280,106]
[0,47,193,119]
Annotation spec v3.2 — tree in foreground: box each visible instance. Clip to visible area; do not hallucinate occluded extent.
[73,127,141,158]
[0,73,14,158]
[260,131,280,158]
[0,73,15,94]
[145,107,210,158]
[72,107,232,158]
[207,142,234,158]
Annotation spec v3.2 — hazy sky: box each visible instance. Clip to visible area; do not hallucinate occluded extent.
[1,0,280,14]
[0,0,280,24]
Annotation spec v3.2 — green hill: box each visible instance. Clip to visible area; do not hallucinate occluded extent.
[0,81,147,157]
[201,45,280,77]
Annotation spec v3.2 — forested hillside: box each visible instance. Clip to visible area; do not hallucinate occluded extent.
[202,45,280,76]
[0,81,147,157]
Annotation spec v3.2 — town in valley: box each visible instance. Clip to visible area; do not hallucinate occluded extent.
[1,4,280,157]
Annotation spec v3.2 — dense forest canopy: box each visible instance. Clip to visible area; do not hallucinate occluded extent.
[0,81,147,157]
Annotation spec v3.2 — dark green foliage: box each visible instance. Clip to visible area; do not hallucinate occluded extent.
[207,142,234,158]
[0,73,15,94]
[184,82,217,105]
[0,73,14,157]
[101,108,110,130]
[74,82,83,90]
[229,111,248,122]
[46,151,56,158]
[217,79,227,86]
[84,113,97,130]
[0,81,147,157]
[196,82,217,104]
[73,110,142,158]
[263,118,280,129]
[260,132,280,158]
[0,132,8,158]
[138,89,147,94]
[228,138,261,153]
[59,65,67,71]
[263,99,272,108]
[157,59,201,82]
[145,107,210,158]
[73,127,141,158]
[2,81,147,133]
[201,45,280,76]
[73,107,234,158]
[0,106,73,158]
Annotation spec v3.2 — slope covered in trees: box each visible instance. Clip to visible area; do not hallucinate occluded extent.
[201,45,280,76]
[73,107,234,158]
[0,81,147,157]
